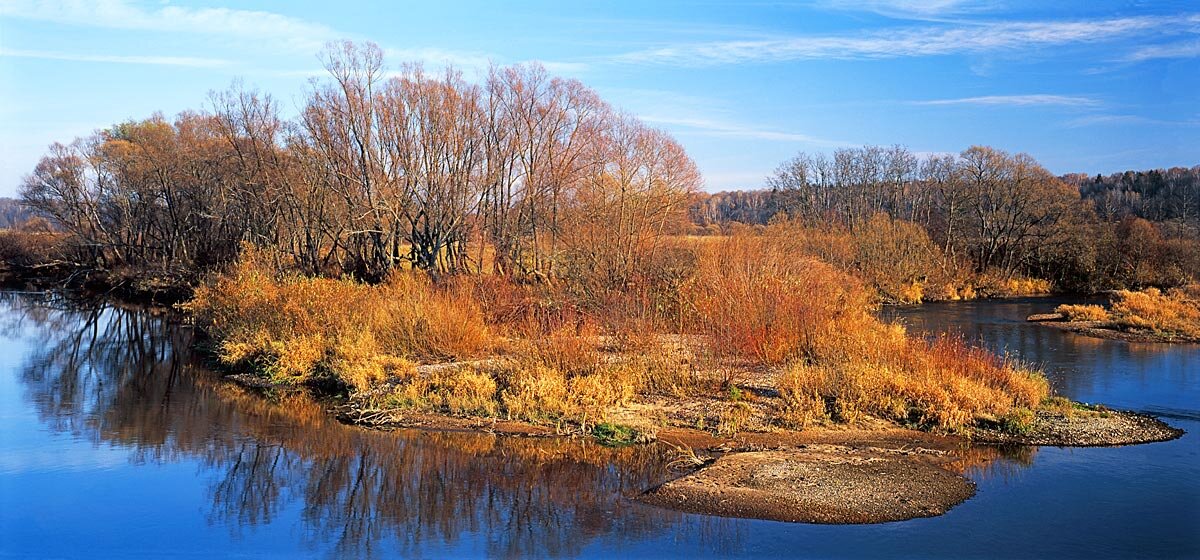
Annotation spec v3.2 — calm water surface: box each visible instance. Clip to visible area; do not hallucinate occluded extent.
[0,293,1196,559]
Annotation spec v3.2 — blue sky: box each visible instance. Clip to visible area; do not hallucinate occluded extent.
[0,0,1197,195]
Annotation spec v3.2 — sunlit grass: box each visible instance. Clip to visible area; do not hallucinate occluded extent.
[1109,285,1200,339]
[188,236,1054,434]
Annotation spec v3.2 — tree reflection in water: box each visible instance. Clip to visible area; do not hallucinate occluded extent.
[4,292,745,558]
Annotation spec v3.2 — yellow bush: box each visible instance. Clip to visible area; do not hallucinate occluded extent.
[185,251,492,390]
[777,329,1048,431]
[1055,304,1110,322]
[897,282,925,305]
[371,273,492,362]
[685,233,877,365]
[1109,286,1200,339]
[717,402,753,436]
[1003,277,1053,296]
[570,372,624,428]
[498,364,572,422]
[436,368,499,416]
[524,323,603,376]
[777,364,829,428]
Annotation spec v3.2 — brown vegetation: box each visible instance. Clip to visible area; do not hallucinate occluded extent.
[1036,286,1200,343]
[1109,285,1200,340]
[1055,304,1110,322]
[689,149,1198,300]
[189,228,1051,435]
[185,248,491,390]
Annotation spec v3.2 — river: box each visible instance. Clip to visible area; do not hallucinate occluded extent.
[0,292,1196,558]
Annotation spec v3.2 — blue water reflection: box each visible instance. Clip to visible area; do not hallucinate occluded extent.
[1,293,1196,558]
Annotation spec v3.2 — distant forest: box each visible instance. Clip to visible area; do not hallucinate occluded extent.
[690,166,1200,232]
[0,197,38,229]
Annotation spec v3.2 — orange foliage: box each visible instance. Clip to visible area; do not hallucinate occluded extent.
[1055,304,1110,322]
[685,233,876,365]
[689,232,1048,430]
[779,330,1047,431]
[189,232,1053,433]
[1109,285,1200,339]
[185,248,491,389]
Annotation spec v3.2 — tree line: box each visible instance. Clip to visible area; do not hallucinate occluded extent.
[0,198,41,230]
[19,41,699,287]
[689,147,1198,291]
[1065,167,1200,229]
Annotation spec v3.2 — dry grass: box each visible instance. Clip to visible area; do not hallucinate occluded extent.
[777,331,1048,431]
[1109,285,1200,339]
[688,233,1048,431]
[685,233,876,366]
[384,359,645,429]
[1055,304,1110,322]
[983,275,1053,297]
[185,248,492,388]
[189,234,1054,435]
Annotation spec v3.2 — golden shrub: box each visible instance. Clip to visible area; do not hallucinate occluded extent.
[685,233,876,365]
[777,363,829,428]
[436,368,499,416]
[1002,277,1053,296]
[525,323,603,376]
[1109,286,1200,339]
[777,327,1048,431]
[498,364,572,422]
[569,373,624,428]
[1055,304,1110,322]
[186,252,492,391]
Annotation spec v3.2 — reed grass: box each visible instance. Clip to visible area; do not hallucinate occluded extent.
[188,235,1054,434]
[1109,285,1200,339]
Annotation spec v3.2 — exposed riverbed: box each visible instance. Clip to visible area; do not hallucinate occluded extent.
[1,293,1196,558]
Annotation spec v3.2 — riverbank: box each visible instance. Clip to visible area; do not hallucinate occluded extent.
[973,407,1183,446]
[1025,286,1200,344]
[1027,313,1200,344]
[0,265,193,306]
[221,358,1183,524]
[639,445,975,524]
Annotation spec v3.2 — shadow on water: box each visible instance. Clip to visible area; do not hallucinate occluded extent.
[0,292,746,558]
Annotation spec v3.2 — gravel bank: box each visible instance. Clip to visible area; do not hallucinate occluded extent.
[640,445,975,524]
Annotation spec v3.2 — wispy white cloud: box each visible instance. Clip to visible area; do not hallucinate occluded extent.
[1,1,589,75]
[380,48,589,76]
[915,94,1101,107]
[817,0,992,21]
[0,0,339,53]
[1123,40,1200,62]
[0,47,230,67]
[639,115,851,146]
[607,15,1196,66]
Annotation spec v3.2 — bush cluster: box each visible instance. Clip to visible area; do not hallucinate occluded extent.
[189,232,1053,433]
